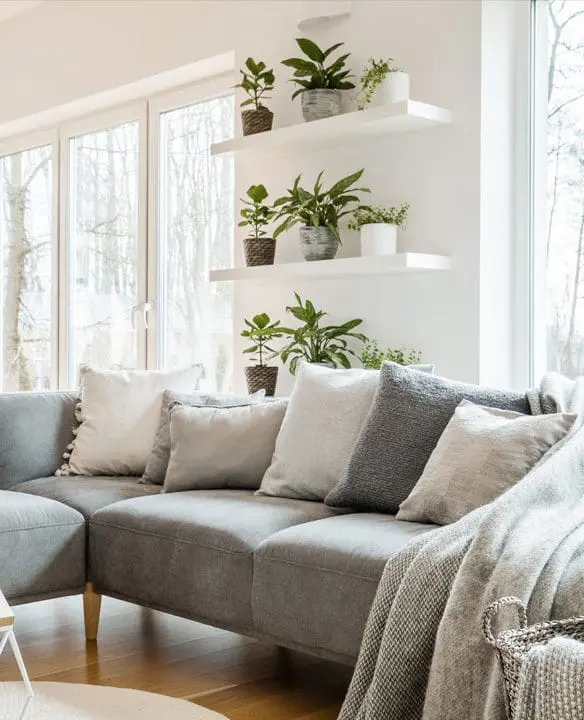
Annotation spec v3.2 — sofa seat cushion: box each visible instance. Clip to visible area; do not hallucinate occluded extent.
[89,490,342,632]
[253,513,438,662]
[0,490,86,603]
[12,476,160,518]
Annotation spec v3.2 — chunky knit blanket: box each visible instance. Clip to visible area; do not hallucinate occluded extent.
[515,637,584,720]
[339,373,584,720]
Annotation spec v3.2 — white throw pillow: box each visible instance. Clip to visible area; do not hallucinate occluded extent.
[58,365,203,476]
[257,363,379,501]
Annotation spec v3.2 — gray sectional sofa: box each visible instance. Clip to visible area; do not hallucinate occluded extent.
[0,391,436,664]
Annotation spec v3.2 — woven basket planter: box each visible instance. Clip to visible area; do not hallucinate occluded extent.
[299,226,339,261]
[245,366,278,396]
[241,107,274,136]
[244,237,276,266]
[301,89,342,122]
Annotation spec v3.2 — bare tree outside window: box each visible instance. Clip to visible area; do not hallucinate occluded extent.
[546,0,584,376]
[0,145,52,391]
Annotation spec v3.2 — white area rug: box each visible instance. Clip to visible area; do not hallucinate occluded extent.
[0,682,228,719]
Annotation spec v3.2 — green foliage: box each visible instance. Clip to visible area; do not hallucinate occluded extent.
[356,57,398,110]
[348,202,410,231]
[234,57,275,110]
[280,293,366,374]
[238,184,275,239]
[282,38,355,100]
[272,170,370,244]
[241,312,285,367]
[360,339,421,370]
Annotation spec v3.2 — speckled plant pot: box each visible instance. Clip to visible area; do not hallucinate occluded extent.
[299,226,339,261]
[301,89,342,122]
[245,366,278,396]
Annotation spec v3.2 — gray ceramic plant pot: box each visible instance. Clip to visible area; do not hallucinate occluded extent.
[299,226,339,261]
[301,89,342,122]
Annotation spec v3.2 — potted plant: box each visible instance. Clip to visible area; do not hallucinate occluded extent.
[239,184,276,266]
[235,57,275,135]
[280,293,366,374]
[241,312,284,395]
[273,169,369,261]
[348,202,409,256]
[282,38,355,122]
[361,339,422,370]
[356,57,410,110]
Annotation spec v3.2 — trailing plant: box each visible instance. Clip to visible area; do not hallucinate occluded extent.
[238,184,275,240]
[272,169,370,243]
[361,339,421,370]
[235,57,275,110]
[241,313,285,367]
[356,57,398,110]
[348,202,410,231]
[282,38,355,99]
[280,293,366,374]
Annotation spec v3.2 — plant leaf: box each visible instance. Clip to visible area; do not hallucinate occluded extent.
[296,37,325,63]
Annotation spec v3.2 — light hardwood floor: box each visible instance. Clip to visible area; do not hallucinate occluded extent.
[0,594,352,719]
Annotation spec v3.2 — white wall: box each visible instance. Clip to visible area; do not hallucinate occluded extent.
[0,0,520,394]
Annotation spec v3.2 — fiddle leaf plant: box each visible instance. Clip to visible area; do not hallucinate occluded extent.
[241,313,285,367]
[235,57,275,110]
[279,293,367,374]
[272,169,370,244]
[282,38,355,100]
[238,184,275,239]
[348,202,410,231]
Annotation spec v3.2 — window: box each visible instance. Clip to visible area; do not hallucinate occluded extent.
[0,78,234,391]
[538,0,584,377]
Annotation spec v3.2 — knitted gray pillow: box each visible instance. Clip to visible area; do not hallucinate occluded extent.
[142,389,265,485]
[324,362,531,515]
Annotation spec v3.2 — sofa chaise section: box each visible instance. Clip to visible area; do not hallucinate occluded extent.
[252,513,438,663]
[89,490,342,635]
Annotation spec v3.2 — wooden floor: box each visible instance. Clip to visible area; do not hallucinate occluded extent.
[0,594,352,719]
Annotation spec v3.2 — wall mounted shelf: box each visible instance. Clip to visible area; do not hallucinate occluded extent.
[210,100,452,158]
[209,253,451,283]
[297,0,351,30]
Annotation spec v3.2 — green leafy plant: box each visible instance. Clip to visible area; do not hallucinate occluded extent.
[235,57,275,110]
[272,170,369,244]
[238,184,275,239]
[348,202,410,231]
[280,293,366,374]
[361,339,421,370]
[241,313,285,367]
[282,38,355,100]
[356,57,398,110]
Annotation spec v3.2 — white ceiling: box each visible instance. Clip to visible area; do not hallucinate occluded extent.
[0,0,44,22]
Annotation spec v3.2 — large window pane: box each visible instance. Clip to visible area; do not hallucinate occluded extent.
[0,145,53,390]
[159,94,234,391]
[69,121,140,381]
[545,0,584,376]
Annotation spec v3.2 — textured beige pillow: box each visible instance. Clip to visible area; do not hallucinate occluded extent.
[397,400,576,525]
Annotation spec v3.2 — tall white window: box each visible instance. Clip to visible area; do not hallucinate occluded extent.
[0,79,234,391]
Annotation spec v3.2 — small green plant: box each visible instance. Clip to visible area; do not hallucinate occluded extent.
[356,57,398,110]
[348,202,410,232]
[361,339,422,370]
[280,293,366,374]
[238,184,275,240]
[235,57,275,110]
[272,170,369,244]
[282,38,355,99]
[241,313,284,367]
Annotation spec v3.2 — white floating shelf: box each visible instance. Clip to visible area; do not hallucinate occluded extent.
[211,100,452,158]
[297,0,351,30]
[209,253,451,283]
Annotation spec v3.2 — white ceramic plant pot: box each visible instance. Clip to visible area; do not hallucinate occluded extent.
[374,71,410,105]
[360,223,397,256]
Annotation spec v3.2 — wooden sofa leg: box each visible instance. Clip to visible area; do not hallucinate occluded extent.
[83,582,101,641]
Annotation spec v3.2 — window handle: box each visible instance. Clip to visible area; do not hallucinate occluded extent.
[142,302,153,330]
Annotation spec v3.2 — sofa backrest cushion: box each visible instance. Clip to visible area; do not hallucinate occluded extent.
[0,391,78,489]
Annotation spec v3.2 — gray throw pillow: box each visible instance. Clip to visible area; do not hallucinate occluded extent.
[164,400,288,492]
[397,400,576,525]
[324,362,532,514]
[142,389,265,485]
